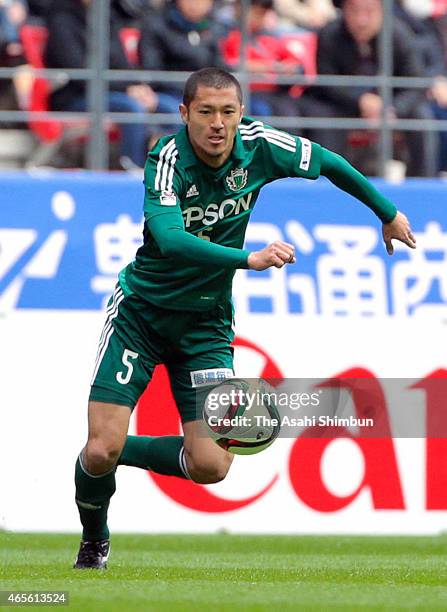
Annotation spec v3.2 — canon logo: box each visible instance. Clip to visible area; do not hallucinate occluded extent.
[136,340,447,514]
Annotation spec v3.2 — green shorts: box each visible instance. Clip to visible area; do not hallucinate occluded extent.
[89,284,235,422]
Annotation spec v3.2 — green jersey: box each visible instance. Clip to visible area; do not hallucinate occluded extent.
[120,117,322,311]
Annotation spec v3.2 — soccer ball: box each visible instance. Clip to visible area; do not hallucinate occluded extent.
[202,378,281,455]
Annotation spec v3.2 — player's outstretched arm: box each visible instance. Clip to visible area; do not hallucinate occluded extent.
[149,211,250,269]
[319,147,416,254]
[148,211,296,271]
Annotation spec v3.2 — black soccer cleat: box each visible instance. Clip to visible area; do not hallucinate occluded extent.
[73,539,110,569]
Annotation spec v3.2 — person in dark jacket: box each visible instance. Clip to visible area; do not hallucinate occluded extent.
[138,0,226,102]
[27,0,50,18]
[299,0,437,177]
[45,0,176,168]
[395,0,447,172]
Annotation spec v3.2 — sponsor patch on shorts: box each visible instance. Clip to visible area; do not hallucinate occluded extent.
[299,137,312,171]
[190,368,234,388]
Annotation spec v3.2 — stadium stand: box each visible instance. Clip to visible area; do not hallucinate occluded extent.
[0,0,34,168]
[20,24,121,169]
[221,28,317,104]
[138,0,225,101]
[300,0,438,177]
[274,0,336,31]
[396,0,447,173]
[1,0,442,173]
[220,0,317,118]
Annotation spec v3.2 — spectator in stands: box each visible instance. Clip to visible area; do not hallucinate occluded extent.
[429,1,447,59]
[299,0,437,177]
[0,0,27,42]
[274,0,336,31]
[45,0,175,169]
[138,0,226,106]
[0,0,28,116]
[148,0,166,9]
[395,0,447,172]
[112,0,148,25]
[27,0,50,19]
[220,0,304,117]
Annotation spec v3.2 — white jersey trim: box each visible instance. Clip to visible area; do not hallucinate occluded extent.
[91,286,124,384]
[166,149,179,192]
[240,121,297,153]
[239,120,296,146]
[241,132,296,153]
[155,138,177,192]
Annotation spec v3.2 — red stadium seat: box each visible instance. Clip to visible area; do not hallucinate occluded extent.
[20,24,63,143]
[280,32,317,98]
[20,23,122,167]
[432,0,447,17]
[220,30,317,98]
[119,27,141,67]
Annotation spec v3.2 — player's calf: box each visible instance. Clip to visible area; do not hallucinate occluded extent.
[84,401,131,473]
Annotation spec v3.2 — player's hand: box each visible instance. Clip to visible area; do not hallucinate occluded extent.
[247,241,296,271]
[382,210,416,255]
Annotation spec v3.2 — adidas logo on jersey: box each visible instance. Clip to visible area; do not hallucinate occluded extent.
[186,184,199,198]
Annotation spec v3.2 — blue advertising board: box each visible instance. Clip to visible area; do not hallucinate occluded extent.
[0,172,446,316]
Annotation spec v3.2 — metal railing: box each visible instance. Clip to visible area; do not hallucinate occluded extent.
[0,0,442,174]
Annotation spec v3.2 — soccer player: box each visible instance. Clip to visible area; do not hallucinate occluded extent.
[74,67,416,569]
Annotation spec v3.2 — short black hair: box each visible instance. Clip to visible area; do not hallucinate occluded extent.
[183,68,243,107]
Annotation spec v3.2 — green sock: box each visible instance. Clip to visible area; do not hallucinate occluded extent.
[75,454,116,542]
[118,435,189,479]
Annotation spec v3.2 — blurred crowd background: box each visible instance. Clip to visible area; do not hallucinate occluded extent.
[1,0,447,177]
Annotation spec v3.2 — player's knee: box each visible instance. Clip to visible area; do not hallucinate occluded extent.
[84,438,122,474]
[187,454,233,484]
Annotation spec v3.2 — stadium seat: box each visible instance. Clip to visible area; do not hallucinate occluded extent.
[432,0,447,17]
[119,27,141,67]
[220,30,317,98]
[20,24,63,146]
[20,24,121,168]
[280,32,317,98]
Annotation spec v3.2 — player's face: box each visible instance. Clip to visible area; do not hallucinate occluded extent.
[180,85,244,168]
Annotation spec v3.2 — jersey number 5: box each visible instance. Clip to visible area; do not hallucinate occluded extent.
[198,227,213,241]
[116,349,139,385]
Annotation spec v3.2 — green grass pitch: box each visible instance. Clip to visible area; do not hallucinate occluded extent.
[1,532,447,611]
